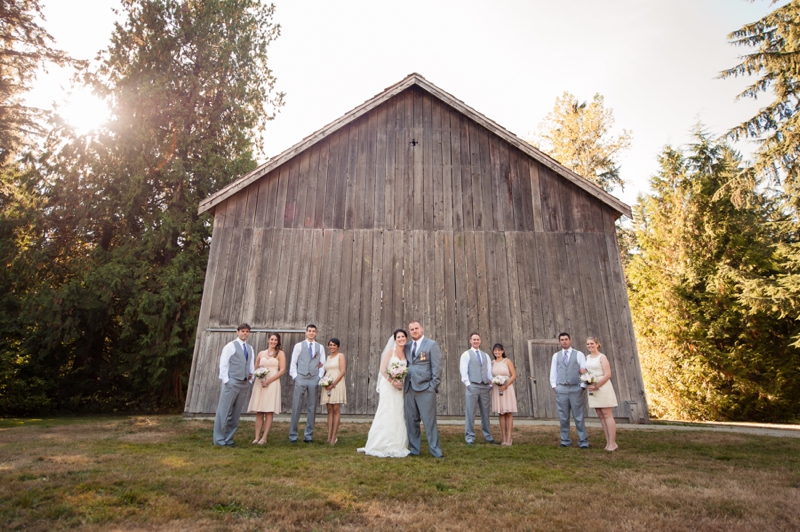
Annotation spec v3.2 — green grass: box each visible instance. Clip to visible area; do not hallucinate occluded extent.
[1,416,798,530]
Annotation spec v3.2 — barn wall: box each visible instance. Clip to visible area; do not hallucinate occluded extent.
[185,87,648,421]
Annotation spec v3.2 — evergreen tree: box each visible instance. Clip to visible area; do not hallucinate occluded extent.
[628,130,799,421]
[0,0,75,414]
[532,92,632,193]
[719,1,800,352]
[2,0,283,414]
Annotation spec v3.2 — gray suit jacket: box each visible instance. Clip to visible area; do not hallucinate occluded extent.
[404,337,443,393]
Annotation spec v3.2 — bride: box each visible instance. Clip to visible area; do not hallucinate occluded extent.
[357,329,410,457]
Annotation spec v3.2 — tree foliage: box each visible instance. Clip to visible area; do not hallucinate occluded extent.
[532,92,632,193]
[628,130,799,421]
[0,0,73,162]
[0,0,283,415]
[720,0,800,198]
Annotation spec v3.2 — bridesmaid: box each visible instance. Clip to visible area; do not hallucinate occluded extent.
[490,343,517,446]
[248,333,286,444]
[321,338,347,445]
[585,337,619,451]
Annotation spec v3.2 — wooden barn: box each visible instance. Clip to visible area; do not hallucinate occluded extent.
[184,73,649,423]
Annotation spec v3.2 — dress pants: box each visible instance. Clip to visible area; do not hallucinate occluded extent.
[464,383,494,443]
[555,383,589,447]
[213,378,251,446]
[289,375,318,442]
[404,388,442,457]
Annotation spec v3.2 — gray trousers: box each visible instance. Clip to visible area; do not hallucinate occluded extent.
[464,383,494,443]
[213,378,251,446]
[289,375,318,442]
[404,388,442,457]
[555,384,589,447]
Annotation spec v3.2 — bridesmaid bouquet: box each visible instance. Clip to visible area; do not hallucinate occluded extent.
[254,368,270,381]
[388,361,408,381]
[319,375,334,396]
[492,375,509,395]
[580,371,597,395]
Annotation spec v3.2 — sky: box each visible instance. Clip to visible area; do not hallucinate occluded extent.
[28,0,789,208]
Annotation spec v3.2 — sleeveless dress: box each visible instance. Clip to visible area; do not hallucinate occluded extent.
[357,355,410,457]
[585,354,618,408]
[491,359,518,414]
[247,355,281,413]
[320,353,347,405]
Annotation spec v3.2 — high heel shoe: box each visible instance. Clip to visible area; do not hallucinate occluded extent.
[252,439,259,444]
[257,439,266,445]
[329,437,338,445]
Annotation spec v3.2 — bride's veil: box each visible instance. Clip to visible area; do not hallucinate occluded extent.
[376,335,396,393]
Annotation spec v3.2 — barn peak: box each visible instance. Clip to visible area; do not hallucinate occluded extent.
[198,73,631,218]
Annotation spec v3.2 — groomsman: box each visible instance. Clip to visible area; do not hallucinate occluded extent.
[550,332,589,448]
[213,323,255,446]
[459,333,500,445]
[289,324,326,443]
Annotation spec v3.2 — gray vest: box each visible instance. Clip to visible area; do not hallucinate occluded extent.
[467,350,490,384]
[297,341,320,377]
[229,341,249,380]
[557,350,580,385]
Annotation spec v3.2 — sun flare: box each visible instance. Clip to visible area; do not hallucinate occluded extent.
[58,89,110,135]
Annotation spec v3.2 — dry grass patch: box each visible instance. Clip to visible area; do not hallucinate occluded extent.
[0,416,798,531]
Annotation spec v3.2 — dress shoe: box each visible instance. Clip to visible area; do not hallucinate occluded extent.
[303,439,313,444]
[488,440,501,445]
[289,440,297,444]
[560,444,569,447]
[465,442,474,446]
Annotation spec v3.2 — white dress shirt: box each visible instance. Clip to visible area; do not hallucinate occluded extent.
[459,349,494,386]
[289,340,326,380]
[218,339,255,384]
[549,348,587,388]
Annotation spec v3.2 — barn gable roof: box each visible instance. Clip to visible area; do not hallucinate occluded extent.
[198,73,632,218]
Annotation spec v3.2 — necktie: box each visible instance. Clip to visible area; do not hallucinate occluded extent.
[563,350,569,365]
[475,350,482,366]
[411,342,417,361]
[243,343,248,362]
[309,342,314,359]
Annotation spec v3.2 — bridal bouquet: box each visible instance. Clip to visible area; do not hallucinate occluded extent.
[319,375,334,396]
[254,368,269,381]
[492,375,509,395]
[388,361,408,381]
[580,371,597,394]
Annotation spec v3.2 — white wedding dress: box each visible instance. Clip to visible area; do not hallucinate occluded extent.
[357,344,410,458]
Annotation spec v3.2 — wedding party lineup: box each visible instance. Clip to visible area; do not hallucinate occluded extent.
[213,322,620,456]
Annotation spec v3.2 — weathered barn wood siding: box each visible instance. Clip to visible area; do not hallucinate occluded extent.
[185,86,648,421]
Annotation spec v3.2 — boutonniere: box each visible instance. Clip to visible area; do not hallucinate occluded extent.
[420,352,428,361]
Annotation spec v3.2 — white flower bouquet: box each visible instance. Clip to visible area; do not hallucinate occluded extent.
[580,371,597,394]
[254,367,269,381]
[492,375,509,395]
[388,361,408,381]
[319,375,334,396]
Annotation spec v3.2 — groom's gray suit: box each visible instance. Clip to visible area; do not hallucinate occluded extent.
[404,335,443,457]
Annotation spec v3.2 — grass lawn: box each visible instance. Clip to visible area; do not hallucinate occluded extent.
[1,416,798,531]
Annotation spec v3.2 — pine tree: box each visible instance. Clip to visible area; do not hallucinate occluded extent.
[6,0,284,413]
[532,92,632,193]
[628,129,799,421]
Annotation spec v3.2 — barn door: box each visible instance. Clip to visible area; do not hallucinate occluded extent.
[527,339,561,418]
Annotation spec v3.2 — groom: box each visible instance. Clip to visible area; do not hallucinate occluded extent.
[404,320,444,458]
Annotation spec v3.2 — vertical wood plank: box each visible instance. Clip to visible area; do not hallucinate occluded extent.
[422,93,434,230]
[374,101,387,229]
[431,98,445,231]
[384,97,397,229]
[528,161,544,233]
[293,148,312,229]
[412,90,424,230]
